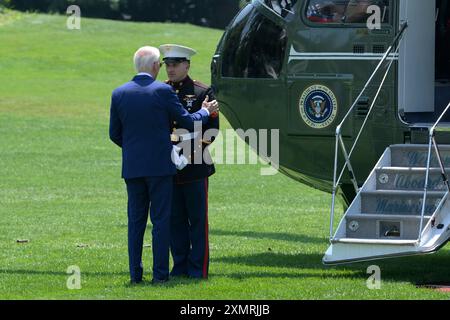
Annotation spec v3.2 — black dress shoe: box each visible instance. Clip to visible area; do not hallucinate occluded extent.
[187,273,208,280]
[129,279,143,285]
[170,272,188,278]
[151,278,169,285]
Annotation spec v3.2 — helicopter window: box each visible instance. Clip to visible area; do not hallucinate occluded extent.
[221,5,287,79]
[262,0,299,18]
[305,0,390,25]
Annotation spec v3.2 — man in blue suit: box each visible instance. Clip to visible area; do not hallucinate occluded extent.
[109,46,219,284]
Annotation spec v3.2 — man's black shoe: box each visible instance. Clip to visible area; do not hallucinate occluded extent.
[170,272,188,278]
[151,278,169,285]
[129,279,143,285]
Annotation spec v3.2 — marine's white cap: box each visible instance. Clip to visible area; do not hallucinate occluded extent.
[159,44,197,63]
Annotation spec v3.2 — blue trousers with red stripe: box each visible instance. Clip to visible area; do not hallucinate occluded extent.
[170,178,209,278]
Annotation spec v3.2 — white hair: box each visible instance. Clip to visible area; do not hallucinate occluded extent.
[133,46,160,73]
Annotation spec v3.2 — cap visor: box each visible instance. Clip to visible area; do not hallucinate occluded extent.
[163,57,189,63]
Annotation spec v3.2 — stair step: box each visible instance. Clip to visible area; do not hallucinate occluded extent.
[363,190,446,196]
[376,167,449,191]
[345,213,430,240]
[332,238,418,245]
[390,144,450,167]
[410,123,450,130]
[346,213,432,219]
[361,190,445,215]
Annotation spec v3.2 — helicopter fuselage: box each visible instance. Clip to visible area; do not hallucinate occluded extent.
[212,0,450,202]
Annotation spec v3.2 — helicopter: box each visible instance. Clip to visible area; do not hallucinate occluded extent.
[211,0,450,264]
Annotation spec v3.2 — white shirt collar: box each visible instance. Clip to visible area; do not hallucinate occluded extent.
[137,72,152,78]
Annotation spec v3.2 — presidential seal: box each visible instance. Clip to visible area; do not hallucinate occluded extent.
[299,85,338,129]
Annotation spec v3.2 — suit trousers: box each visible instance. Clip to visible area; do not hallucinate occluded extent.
[125,176,173,281]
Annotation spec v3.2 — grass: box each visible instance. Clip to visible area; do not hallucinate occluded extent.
[0,11,450,300]
[0,8,22,26]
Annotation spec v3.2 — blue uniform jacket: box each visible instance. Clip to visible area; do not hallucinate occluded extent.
[167,76,220,184]
[109,74,209,179]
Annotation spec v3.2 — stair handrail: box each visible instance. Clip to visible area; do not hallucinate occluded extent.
[419,101,450,243]
[329,22,408,241]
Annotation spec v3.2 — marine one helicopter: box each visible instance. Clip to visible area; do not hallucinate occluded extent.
[212,0,450,264]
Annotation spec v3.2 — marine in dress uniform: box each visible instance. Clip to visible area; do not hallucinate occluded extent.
[160,44,220,279]
[109,46,215,284]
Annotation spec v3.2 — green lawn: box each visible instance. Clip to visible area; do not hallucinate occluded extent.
[1,10,450,300]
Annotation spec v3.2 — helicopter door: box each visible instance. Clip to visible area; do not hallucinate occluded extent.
[399,0,436,114]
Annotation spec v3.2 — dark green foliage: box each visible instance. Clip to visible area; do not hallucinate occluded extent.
[4,0,240,28]
[0,0,11,9]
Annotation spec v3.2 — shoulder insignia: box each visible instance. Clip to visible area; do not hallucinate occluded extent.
[193,80,209,90]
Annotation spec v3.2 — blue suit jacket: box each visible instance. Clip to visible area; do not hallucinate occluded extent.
[109,75,209,179]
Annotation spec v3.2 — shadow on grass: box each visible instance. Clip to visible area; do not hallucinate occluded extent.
[0,269,187,288]
[213,249,450,285]
[0,269,128,277]
[2,249,450,288]
[211,229,325,244]
[214,252,344,270]
[366,251,450,285]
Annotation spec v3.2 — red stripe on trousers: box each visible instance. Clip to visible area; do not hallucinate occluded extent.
[203,178,209,278]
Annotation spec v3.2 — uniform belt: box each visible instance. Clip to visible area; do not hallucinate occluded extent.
[171,132,200,142]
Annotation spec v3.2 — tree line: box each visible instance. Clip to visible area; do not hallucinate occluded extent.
[0,0,249,29]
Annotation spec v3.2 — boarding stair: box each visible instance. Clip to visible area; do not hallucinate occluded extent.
[322,22,450,264]
[323,143,450,264]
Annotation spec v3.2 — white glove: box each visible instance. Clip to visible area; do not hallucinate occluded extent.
[171,145,188,170]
